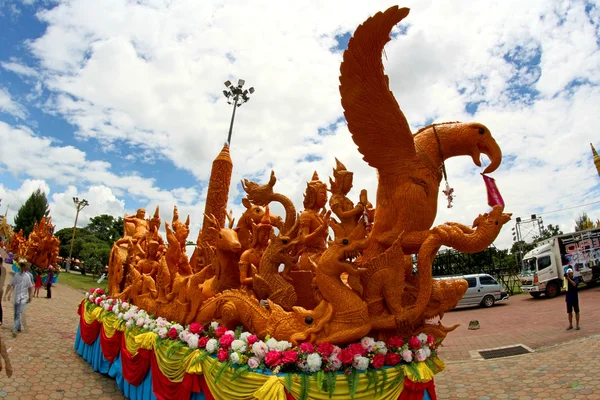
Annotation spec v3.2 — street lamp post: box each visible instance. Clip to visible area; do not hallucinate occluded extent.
[66,197,89,272]
[223,79,255,146]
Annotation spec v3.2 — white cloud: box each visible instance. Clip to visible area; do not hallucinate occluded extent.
[0,87,27,119]
[0,0,599,252]
[1,60,39,78]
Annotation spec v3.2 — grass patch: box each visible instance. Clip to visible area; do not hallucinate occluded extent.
[58,272,108,292]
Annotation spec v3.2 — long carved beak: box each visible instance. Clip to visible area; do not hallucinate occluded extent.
[474,137,502,174]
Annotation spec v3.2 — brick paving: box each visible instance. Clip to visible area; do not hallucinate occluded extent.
[1,250,599,399]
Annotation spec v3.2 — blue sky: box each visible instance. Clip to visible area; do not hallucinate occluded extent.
[1,0,600,250]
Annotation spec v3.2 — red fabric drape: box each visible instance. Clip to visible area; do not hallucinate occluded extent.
[78,302,101,345]
[120,333,152,386]
[284,389,296,399]
[198,375,215,400]
[150,350,202,400]
[398,378,437,400]
[100,325,123,362]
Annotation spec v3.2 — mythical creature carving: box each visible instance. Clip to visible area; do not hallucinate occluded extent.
[8,218,59,270]
[108,6,511,348]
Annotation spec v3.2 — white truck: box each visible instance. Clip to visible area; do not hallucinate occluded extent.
[519,228,600,298]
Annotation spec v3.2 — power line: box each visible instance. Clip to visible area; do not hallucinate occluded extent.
[537,200,600,216]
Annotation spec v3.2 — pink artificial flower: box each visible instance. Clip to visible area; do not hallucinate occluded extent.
[247,357,260,369]
[215,326,227,338]
[372,353,385,369]
[387,336,404,349]
[427,335,435,345]
[317,342,334,357]
[385,352,402,366]
[189,323,203,334]
[299,342,315,353]
[217,349,229,362]
[402,350,413,363]
[220,334,234,349]
[408,336,421,350]
[282,350,298,364]
[197,337,208,348]
[265,351,283,367]
[246,335,258,345]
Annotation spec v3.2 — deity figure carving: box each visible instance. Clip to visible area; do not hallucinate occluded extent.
[236,198,283,252]
[329,158,373,235]
[296,171,331,271]
[238,206,275,287]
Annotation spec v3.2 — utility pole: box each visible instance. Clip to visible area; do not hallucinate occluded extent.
[222,79,254,146]
[66,197,89,272]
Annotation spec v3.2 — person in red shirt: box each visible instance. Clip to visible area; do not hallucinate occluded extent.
[33,272,42,298]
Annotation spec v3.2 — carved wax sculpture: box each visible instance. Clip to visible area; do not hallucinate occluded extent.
[296,172,331,271]
[12,218,60,270]
[108,6,510,347]
[329,158,373,236]
[238,206,275,287]
[7,230,25,256]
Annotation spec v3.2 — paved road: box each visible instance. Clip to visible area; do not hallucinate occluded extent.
[0,254,598,399]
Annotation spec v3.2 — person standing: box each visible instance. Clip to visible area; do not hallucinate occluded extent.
[8,261,33,337]
[565,268,580,330]
[0,257,4,326]
[33,272,42,298]
[46,266,55,299]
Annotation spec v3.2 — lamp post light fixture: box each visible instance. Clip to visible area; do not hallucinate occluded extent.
[222,79,254,146]
[66,197,89,272]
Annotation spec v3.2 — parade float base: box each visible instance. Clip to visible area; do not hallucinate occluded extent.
[75,300,440,400]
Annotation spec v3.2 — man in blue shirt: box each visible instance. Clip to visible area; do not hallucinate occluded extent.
[565,268,580,330]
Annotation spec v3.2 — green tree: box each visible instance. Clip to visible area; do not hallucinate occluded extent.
[86,214,123,244]
[13,189,50,237]
[574,213,598,232]
[533,224,563,242]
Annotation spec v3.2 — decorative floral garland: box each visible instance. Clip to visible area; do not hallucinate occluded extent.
[86,288,440,382]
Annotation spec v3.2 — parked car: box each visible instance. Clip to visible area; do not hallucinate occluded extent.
[435,273,509,308]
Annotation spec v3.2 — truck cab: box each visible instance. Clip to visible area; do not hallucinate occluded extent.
[520,242,563,298]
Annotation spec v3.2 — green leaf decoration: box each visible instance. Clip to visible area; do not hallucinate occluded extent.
[166,341,184,358]
[230,364,250,382]
[234,325,243,339]
[372,369,380,396]
[190,352,208,367]
[284,373,293,392]
[300,373,310,400]
[327,372,336,399]
[316,370,325,391]
[425,357,435,371]
[214,361,231,384]
[347,368,359,399]
[391,365,403,387]
[406,362,420,381]
[381,368,390,396]
[366,369,373,390]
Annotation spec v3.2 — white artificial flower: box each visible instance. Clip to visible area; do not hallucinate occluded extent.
[418,333,428,345]
[180,330,191,342]
[187,334,199,350]
[156,317,168,328]
[143,324,149,330]
[206,339,219,354]
[172,324,183,332]
[360,337,375,352]
[374,341,388,355]
[266,338,278,350]
[306,353,322,372]
[231,340,247,353]
[274,340,292,352]
[247,357,260,369]
[230,352,240,364]
[157,328,168,339]
[416,349,427,362]
[225,330,235,337]
[121,302,129,309]
[126,319,134,328]
[210,321,219,330]
[117,313,124,319]
[424,346,431,358]
[353,356,369,371]
[145,317,153,325]
[239,332,251,342]
[329,357,342,371]
[136,317,145,327]
[402,350,413,363]
[113,304,120,314]
[252,341,269,359]
[331,346,341,359]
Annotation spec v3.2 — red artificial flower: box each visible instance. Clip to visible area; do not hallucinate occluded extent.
[89,288,95,293]
[387,336,404,349]
[95,289,105,295]
[215,326,227,338]
[217,349,229,362]
[385,352,402,366]
[107,305,113,312]
[189,323,203,334]
[372,353,385,369]
[339,349,354,364]
[247,335,258,345]
[265,351,283,367]
[317,342,334,357]
[168,328,178,340]
[282,350,298,364]
[220,334,234,349]
[197,337,208,348]
[427,335,435,345]
[408,336,421,350]
[348,343,366,357]
[299,342,315,353]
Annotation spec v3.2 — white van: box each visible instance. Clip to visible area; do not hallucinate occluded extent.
[435,273,509,308]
